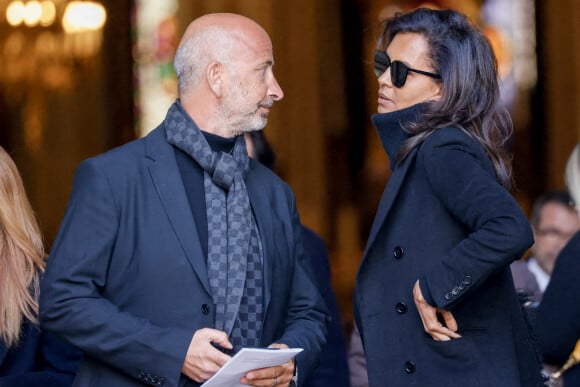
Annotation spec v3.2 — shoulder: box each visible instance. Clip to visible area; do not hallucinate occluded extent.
[248,159,293,195]
[76,127,166,181]
[552,232,580,272]
[563,231,580,252]
[421,126,484,157]
[84,135,148,168]
[418,126,493,173]
[302,227,326,252]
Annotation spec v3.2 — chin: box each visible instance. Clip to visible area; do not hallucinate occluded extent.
[378,105,396,114]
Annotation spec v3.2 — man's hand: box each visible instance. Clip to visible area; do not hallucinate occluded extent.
[240,343,295,387]
[182,328,232,382]
[413,280,462,341]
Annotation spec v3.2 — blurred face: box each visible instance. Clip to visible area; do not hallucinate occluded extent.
[532,202,580,275]
[221,31,284,135]
[377,32,442,113]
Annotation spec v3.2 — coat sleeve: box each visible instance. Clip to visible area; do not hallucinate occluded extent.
[39,159,192,386]
[417,131,533,309]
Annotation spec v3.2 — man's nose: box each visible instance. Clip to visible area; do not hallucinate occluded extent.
[270,76,284,101]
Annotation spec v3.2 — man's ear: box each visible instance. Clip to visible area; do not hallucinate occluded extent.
[207,62,224,97]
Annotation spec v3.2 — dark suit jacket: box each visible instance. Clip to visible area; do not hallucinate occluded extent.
[536,231,580,386]
[40,126,327,386]
[0,321,79,386]
[355,125,540,386]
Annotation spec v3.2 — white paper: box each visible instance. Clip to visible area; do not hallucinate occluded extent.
[201,347,303,387]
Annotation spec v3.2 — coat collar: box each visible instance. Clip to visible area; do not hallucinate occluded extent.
[371,103,423,171]
[364,104,424,256]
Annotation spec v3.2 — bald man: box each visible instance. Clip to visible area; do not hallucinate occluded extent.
[40,13,328,387]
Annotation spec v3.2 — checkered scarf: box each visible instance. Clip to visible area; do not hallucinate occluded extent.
[165,101,264,350]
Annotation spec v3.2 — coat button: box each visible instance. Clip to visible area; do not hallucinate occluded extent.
[444,292,452,300]
[395,302,408,314]
[392,246,404,259]
[201,304,210,315]
[404,360,416,373]
[451,287,460,296]
[463,275,472,285]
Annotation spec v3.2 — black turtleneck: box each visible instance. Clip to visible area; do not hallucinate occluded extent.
[371,103,425,171]
[173,131,237,259]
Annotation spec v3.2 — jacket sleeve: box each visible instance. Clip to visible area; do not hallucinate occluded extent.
[417,131,533,309]
[39,159,192,386]
[274,185,329,384]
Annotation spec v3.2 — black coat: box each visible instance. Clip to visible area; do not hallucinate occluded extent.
[355,106,541,386]
[0,321,79,386]
[536,231,580,385]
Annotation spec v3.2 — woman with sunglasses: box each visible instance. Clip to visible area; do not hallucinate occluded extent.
[354,8,543,386]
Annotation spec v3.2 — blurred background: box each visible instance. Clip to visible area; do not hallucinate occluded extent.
[1,0,579,331]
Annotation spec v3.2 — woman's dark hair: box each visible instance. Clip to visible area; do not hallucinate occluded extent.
[377,8,513,189]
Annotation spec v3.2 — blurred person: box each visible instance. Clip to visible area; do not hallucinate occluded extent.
[536,144,580,386]
[0,145,79,386]
[354,8,542,386]
[40,13,327,387]
[511,191,580,304]
[245,131,350,387]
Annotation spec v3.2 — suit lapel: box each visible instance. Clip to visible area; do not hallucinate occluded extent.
[145,127,212,295]
[246,166,274,309]
[364,148,418,256]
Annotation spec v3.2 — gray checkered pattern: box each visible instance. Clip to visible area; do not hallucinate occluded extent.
[230,222,264,350]
[165,102,264,350]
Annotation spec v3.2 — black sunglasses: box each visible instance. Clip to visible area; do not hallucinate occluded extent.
[374,50,441,88]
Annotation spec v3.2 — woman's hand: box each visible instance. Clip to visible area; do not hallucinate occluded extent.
[413,280,462,341]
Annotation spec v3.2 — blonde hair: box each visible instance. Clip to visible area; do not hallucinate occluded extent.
[0,146,44,347]
[565,144,580,216]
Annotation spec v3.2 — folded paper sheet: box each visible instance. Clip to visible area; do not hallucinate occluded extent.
[201,347,303,387]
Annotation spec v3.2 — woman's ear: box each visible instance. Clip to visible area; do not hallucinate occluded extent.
[428,82,443,102]
[207,61,224,97]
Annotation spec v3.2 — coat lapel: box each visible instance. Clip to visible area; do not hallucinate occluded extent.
[364,148,418,256]
[145,127,212,295]
[246,166,274,310]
